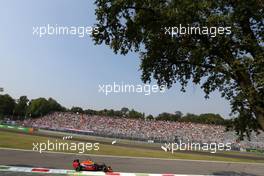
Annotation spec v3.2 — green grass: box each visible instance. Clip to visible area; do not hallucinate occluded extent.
[0,130,264,163]
[38,129,161,148]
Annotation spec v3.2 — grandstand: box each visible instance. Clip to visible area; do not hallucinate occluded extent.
[19,112,264,150]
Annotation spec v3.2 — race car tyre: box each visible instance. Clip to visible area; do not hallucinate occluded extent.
[107,166,113,172]
[102,165,107,172]
[75,165,82,172]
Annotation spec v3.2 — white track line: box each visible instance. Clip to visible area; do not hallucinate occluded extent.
[0,147,263,166]
[0,165,216,176]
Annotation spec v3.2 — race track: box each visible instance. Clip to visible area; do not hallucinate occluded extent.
[0,148,263,176]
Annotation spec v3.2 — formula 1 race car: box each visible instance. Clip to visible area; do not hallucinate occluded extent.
[72,159,113,172]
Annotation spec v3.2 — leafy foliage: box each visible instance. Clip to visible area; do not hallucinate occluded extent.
[156,112,181,121]
[0,94,232,126]
[14,96,29,119]
[70,106,84,113]
[27,97,64,117]
[0,94,16,117]
[92,0,264,137]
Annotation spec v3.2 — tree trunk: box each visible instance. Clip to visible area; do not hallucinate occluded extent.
[234,66,264,130]
[254,107,264,130]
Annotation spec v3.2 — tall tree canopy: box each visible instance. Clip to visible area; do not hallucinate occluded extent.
[92,0,264,137]
[27,97,64,117]
[0,94,15,117]
[14,96,29,119]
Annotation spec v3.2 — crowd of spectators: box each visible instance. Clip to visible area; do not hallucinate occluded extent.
[20,112,264,150]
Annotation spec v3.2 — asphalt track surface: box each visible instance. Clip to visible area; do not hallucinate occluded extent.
[0,149,264,176]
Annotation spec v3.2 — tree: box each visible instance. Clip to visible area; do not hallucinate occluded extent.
[48,98,65,112]
[121,107,129,116]
[181,113,199,122]
[70,107,84,113]
[93,0,264,137]
[113,110,123,117]
[84,109,97,115]
[128,109,144,119]
[14,96,29,119]
[198,113,225,125]
[156,112,180,121]
[0,94,16,117]
[27,98,50,117]
[146,114,154,120]
[175,111,183,118]
[106,109,115,116]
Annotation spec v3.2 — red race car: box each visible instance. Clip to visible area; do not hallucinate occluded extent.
[73,159,113,172]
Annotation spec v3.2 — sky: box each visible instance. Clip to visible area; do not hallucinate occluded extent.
[0,0,231,117]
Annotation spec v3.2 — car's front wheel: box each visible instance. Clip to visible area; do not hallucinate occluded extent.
[102,165,107,172]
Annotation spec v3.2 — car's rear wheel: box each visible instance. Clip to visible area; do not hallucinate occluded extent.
[75,166,82,172]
